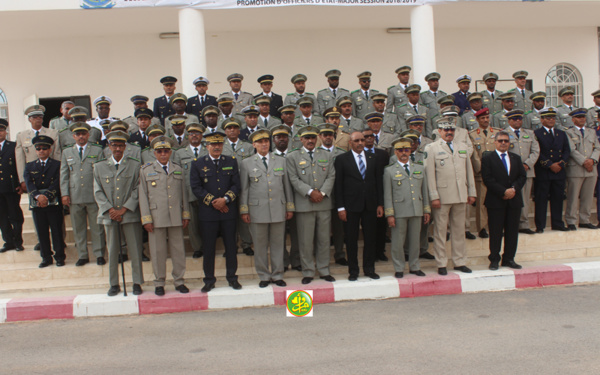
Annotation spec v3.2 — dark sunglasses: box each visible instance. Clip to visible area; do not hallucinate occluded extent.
[496,139,510,143]
[35,147,50,151]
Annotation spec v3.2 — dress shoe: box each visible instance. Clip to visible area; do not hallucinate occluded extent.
[229,280,242,290]
[56,260,65,267]
[75,258,89,267]
[175,284,190,293]
[377,253,388,262]
[519,228,536,235]
[192,250,203,259]
[454,265,472,273]
[283,265,289,272]
[201,283,215,293]
[320,275,336,282]
[107,285,121,296]
[0,244,16,253]
[15,245,24,251]
[273,280,287,287]
[335,258,348,266]
[39,260,53,268]
[118,254,129,263]
[536,228,544,233]
[259,280,270,288]
[291,265,302,272]
[96,257,106,266]
[501,260,522,269]
[567,224,577,231]
[438,267,447,276]
[410,270,426,277]
[34,243,41,251]
[552,226,569,232]
[579,223,598,230]
[394,272,404,279]
[489,261,499,271]
[348,275,358,281]
[478,229,489,238]
[446,232,451,241]
[301,277,313,285]
[419,252,435,260]
[243,247,254,256]
[133,284,143,295]
[142,254,150,262]
[365,272,380,280]
[465,231,476,240]
[155,286,165,296]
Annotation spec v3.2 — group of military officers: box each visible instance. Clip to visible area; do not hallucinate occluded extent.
[2,67,600,295]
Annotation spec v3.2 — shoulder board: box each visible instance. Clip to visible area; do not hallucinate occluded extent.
[123,115,133,120]
[61,145,72,150]
[431,114,439,119]
[335,147,346,151]
[241,139,252,144]
[142,162,153,168]
[385,163,395,168]
[142,147,151,152]
[306,93,314,96]
[351,89,359,93]
[524,110,532,115]
[318,88,328,93]
[492,111,501,115]
[398,103,407,108]
[243,91,251,95]
[274,153,285,157]
[59,127,70,133]
[90,143,102,148]
[507,88,515,92]
[388,85,395,90]
[127,156,140,162]
[420,91,428,94]
[286,93,295,96]
[288,148,300,153]
[295,115,301,119]
[129,143,141,148]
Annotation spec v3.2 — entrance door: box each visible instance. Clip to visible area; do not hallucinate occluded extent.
[38,95,91,128]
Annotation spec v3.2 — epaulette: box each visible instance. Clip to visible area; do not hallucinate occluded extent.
[335,147,346,152]
[388,85,395,90]
[90,143,102,148]
[272,116,281,120]
[397,103,407,108]
[385,163,395,168]
[62,144,72,150]
[123,115,133,120]
[306,92,314,96]
[524,110,532,115]
[142,162,153,168]
[351,89,359,94]
[50,116,59,120]
[492,111,501,115]
[288,148,300,153]
[142,147,151,152]
[128,156,140,162]
[318,88,328,92]
[59,127,70,133]
[431,114,439,120]
[274,153,285,157]
[243,91,251,95]
[295,115,301,119]
[507,88,515,92]
[286,93,295,96]
[129,143,141,148]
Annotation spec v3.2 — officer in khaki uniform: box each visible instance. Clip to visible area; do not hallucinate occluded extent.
[337,96,365,133]
[278,105,303,151]
[395,84,431,133]
[49,101,74,131]
[438,106,474,156]
[508,70,533,112]
[492,92,516,129]
[479,72,503,113]
[141,124,168,164]
[524,92,546,130]
[317,69,350,115]
[164,93,200,137]
[556,86,577,131]
[504,109,540,233]
[294,96,325,128]
[93,131,144,296]
[283,74,318,117]
[255,95,282,129]
[321,107,351,152]
[565,108,600,229]
[424,117,477,275]
[168,115,190,147]
[225,73,254,115]
[420,72,446,118]
[351,71,379,120]
[365,112,394,153]
[586,90,600,128]
[60,122,106,266]
[384,137,430,278]
[371,93,401,136]
[386,66,412,114]
[58,106,103,148]
[461,93,485,131]
[139,136,191,296]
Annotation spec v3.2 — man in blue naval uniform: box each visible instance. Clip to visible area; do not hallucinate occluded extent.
[190,129,242,292]
[0,119,24,252]
[153,76,177,125]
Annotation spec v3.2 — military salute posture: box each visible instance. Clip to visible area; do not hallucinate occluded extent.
[0,119,24,253]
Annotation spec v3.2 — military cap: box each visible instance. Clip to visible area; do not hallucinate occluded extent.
[498,92,516,101]
[297,96,314,106]
[203,129,226,144]
[323,107,341,118]
[440,105,460,116]
[559,86,575,96]
[436,116,456,129]
[69,121,91,133]
[336,96,353,107]
[539,107,557,117]
[467,92,483,102]
[68,106,88,119]
[530,91,547,101]
[437,94,455,105]
[400,129,421,139]
[371,93,388,101]
[456,75,471,83]
[357,71,372,79]
[109,120,129,132]
[160,76,177,84]
[135,108,154,118]
[130,95,149,103]
[146,123,166,136]
[169,93,187,105]
[0,118,7,129]
[395,66,411,74]
[512,71,528,79]
[291,74,307,83]
[186,122,205,133]
[591,89,600,98]
[278,104,297,114]
[25,104,46,117]
[217,94,234,104]
[475,108,490,117]
[406,115,426,125]
[425,72,441,81]
[202,105,220,117]
[168,114,187,125]
[193,76,210,86]
[227,73,244,82]
[318,123,337,134]
[257,74,274,84]
[242,105,259,116]
[392,137,413,149]
[299,125,319,137]
[93,96,112,106]
[364,112,384,122]
[99,119,111,129]
[32,135,54,147]
[255,95,272,105]
[106,130,130,143]
[249,129,271,143]
[569,108,587,117]
[505,109,524,120]
[222,118,242,129]
[405,84,421,95]
[271,124,292,137]
[325,69,341,79]
[151,135,176,150]
[482,72,499,81]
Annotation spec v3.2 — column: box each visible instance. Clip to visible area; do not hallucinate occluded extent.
[178,8,207,98]
[410,5,436,86]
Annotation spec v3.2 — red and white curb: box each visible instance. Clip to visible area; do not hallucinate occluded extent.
[1,261,599,323]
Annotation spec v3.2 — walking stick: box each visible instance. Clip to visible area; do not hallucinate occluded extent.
[117,220,127,296]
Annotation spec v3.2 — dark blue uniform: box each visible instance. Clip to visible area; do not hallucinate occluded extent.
[190,154,240,284]
[254,92,284,117]
[533,126,570,230]
[153,95,175,125]
[24,158,65,264]
[186,94,218,119]
[452,90,470,115]
[0,140,24,251]
[239,127,262,142]
[128,130,149,149]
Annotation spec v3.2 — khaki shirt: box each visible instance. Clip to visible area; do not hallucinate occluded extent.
[93,156,141,225]
[60,143,104,204]
[15,128,61,181]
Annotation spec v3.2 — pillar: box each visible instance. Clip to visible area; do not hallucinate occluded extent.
[410,5,437,86]
[178,8,207,98]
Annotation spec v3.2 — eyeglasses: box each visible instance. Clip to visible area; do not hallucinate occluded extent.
[397,148,411,152]
[442,128,456,132]
[35,147,50,151]
[496,139,510,143]
[363,134,375,138]
[155,149,171,154]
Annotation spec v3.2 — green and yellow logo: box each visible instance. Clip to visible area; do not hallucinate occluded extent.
[286,290,313,317]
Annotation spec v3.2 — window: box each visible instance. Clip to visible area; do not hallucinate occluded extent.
[545,63,583,107]
[0,88,7,120]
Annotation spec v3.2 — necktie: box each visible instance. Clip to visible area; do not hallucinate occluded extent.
[194,147,198,157]
[413,105,418,114]
[231,142,236,150]
[404,164,410,175]
[308,150,313,161]
[580,128,585,138]
[234,93,239,101]
[346,119,351,126]
[200,97,204,106]
[214,159,219,168]
[115,164,119,170]
[491,92,495,100]
[551,129,555,138]
[225,115,230,119]
[375,134,379,144]
[521,89,525,98]
[262,156,268,170]
[434,92,437,97]
[569,106,573,111]
[79,147,83,159]
[305,118,310,125]
[264,118,268,127]
[501,153,509,174]
[35,130,39,137]
[177,136,182,145]
[515,129,520,138]
[447,142,453,153]
[358,154,366,179]
[483,129,488,136]
[41,161,45,168]
[332,89,337,97]
[365,91,369,101]
[162,165,168,174]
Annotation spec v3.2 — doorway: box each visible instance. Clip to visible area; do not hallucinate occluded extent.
[39,95,91,128]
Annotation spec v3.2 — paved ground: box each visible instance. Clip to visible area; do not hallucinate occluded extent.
[1,285,599,375]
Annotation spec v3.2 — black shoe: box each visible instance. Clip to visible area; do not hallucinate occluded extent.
[0,244,16,253]
[142,254,150,262]
[56,260,65,267]
[567,224,577,231]
[192,250,203,259]
[536,228,544,233]
[259,280,270,288]
[377,253,388,262]
[96,256,106,266]
[419,252,435,260]
[133,284,143,295]
[410,270,426,277]
[489,261,499,271]
[34,243,41,251]
[175,284,189,294]
[291,265,302,272]
[335,258,348,266]
[118,254,129,263]
[39,260,53,268]
[273,280,287,287]
[465,231,477,240]
[454,265,472,273]
[438,267,447,276]
[365,272,380,280]
[478,229,489,238]
[201,283,215,293]
[75,258,89,267]
[283,265,289,272]
[394,272,404,278]
[348,275,358,281]
[243,247,254,256]
[320,275,336,282]
[579,223,598,230]
[446,233,451,241]
[501,260,522,269]
[404,254,409,261]
[107,285,121,296]
[15,245,24,251]
[229,280,242,290]
[519,229,536,234]
[428,236,434,243]
[301,277,313,285]
[155,286,165,296]
[552,226,569,232]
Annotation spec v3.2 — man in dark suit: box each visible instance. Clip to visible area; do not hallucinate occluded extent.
[186,76,218,119]
[534,107,571,232]
[254,74,283,117]
[153,76,177,125]
[452,75,472,115]
[335,131,384,281]
[190,129,242,292]
[128,108,154,149]
[0,119,24,253]
[481,131,527,270]
[23,136,65,268]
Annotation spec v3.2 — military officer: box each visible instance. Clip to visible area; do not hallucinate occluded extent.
[279,105,303,151]
[396,84,432,135]
[153,76,177,125]
[438,106,473,154]
[452,75,472,115]
[0,119,24,253]
[24,136,65,268]
[222,117,254,160]
[164,93,200,137]
[371,93,401,135]
[190,130,242,292]
[432,95,463,132]
[509,71,533,112]
[420,72,446,118]
[141,124,167,164]
[93,131,144,296]
[286,126,336,285]
[317,69,350,115]
[424,117,477,275]
[524,92,547,130]
[203,104,223,133]
[322,107,350,152]
[49,101,75,131]
[282,73,317,117]
[59,106,103,148]
[365,112,394,153]
[169,115,190,147]
[461,93,485,131]
[255,74,283,117]
[386,66,412,114]
[294,96,324,128]
[239,105,264,141]
[225,73,254,115]
[492,92,516,129]
[128,108,154,149]
[123,95,160,133]
[384,137,430,278]
[556,86,577,130]
[173,122,207,259]
[351,71,379,120]
[60,122,106,266]
[255,95,282,129]
[534,107,570,232]
[586,90,600,128]
[338,96,365,133]
[479,72,503,113]
[88,96,118,139]
[216,94,238,129]
[187,76,218,119]
[565,108,600,230]
[504,109,540,234]
[103,121,142,161]
[240,129,294,287]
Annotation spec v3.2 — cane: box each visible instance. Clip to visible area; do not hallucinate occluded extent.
[116,221,127,296]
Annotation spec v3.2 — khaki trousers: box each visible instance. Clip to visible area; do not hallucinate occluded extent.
[149,226,186,287]
[187,201,203,252]
[296,211,331,278]
[391,216,422,272]
[566,176,596,225]
[519,177,533,229]
[105,222,143,287]
[250,221,285,281]
[432,203,467,268]
[474,177,488,232]
[71,202,105,260]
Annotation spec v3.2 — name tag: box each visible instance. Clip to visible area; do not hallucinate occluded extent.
[523,135,530,139]
[173,171,182,175]
[222,167,233,170]
[318,159,327,163]
[458,150,467,154]
[274,167,283,171]
[413,171,422,174]
[299,161,307,165]
[147,172,158,176]
[88,155,97,158]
